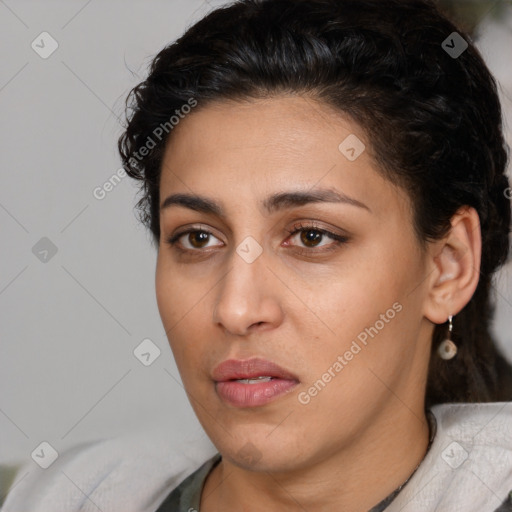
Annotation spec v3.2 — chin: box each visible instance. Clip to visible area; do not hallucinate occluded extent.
[214,428,311,473]
[227,448,302,473]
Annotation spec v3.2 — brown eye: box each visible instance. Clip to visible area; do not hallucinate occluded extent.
[285,222,349,254]
[188,231,210,248]
[166,228,223,251]
[300,229,324,247]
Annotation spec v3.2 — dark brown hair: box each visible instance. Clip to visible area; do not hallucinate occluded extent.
[118,0,512,408]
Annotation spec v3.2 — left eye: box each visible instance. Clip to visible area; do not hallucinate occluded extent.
[285,223,346,249]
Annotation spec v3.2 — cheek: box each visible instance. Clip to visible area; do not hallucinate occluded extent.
[155,258,191,359]
[297,239,422,371]
[155,255,199,330]
[154,255,169,314]
[155,263,210,368]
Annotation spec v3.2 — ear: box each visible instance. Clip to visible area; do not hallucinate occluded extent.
[423,206,482,325]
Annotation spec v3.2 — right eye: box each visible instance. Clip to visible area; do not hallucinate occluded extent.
[166,228,224,251]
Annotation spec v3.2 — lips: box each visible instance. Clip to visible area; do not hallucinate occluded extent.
[212,358,299,382]
[212,358,299,408]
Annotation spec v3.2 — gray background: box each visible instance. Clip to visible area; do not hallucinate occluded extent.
[1,0,511,479]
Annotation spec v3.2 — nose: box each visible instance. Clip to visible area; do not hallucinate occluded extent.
[212,245,284,336]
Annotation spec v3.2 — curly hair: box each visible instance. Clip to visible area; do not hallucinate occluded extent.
[118,0,512,408]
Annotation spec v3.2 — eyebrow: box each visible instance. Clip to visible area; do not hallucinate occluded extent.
[160,187,371,216]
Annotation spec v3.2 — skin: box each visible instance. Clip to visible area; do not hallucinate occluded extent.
[155,95,481,511]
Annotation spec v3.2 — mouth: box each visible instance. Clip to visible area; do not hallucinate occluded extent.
[231,376,276,384]
[212,358,300,408]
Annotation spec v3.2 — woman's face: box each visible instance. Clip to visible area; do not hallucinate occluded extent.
[156,95,433,472]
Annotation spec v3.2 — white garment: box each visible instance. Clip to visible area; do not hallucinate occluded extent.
[1,402,511,512]
[388,401,512,512]
[0,429,217,512]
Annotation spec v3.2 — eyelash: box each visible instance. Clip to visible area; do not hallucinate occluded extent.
[165,222,349,256]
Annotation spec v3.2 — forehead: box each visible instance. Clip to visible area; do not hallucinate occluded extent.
[159,95,411,220]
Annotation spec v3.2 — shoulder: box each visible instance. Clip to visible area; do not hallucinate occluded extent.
[388,401,512,512]
[1,427,217,512]
[432,402,512,432]
[431,401,512,438]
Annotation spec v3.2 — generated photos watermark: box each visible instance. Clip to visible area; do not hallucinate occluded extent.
[93,97,198,200]
[298,301,403,405]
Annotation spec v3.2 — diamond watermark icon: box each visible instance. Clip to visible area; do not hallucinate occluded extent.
[441,32,468,59]
[134,338,161,366]
[338,134,366,161]
[237,442,262,466]
[32,237,58,263]
[236,236,263,264]
[31,32,59,59]
[31,441,59,469]
[441,441,468,469]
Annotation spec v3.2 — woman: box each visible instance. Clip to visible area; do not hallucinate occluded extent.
[2,0,511,511]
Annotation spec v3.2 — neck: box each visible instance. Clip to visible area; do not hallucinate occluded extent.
[200,403,431,512]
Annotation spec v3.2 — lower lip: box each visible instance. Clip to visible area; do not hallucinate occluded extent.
[216,379,298,407]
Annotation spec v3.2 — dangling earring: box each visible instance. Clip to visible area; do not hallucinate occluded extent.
[437,315,457,360]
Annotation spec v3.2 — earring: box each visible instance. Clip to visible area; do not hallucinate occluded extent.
[437,315,457,360]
